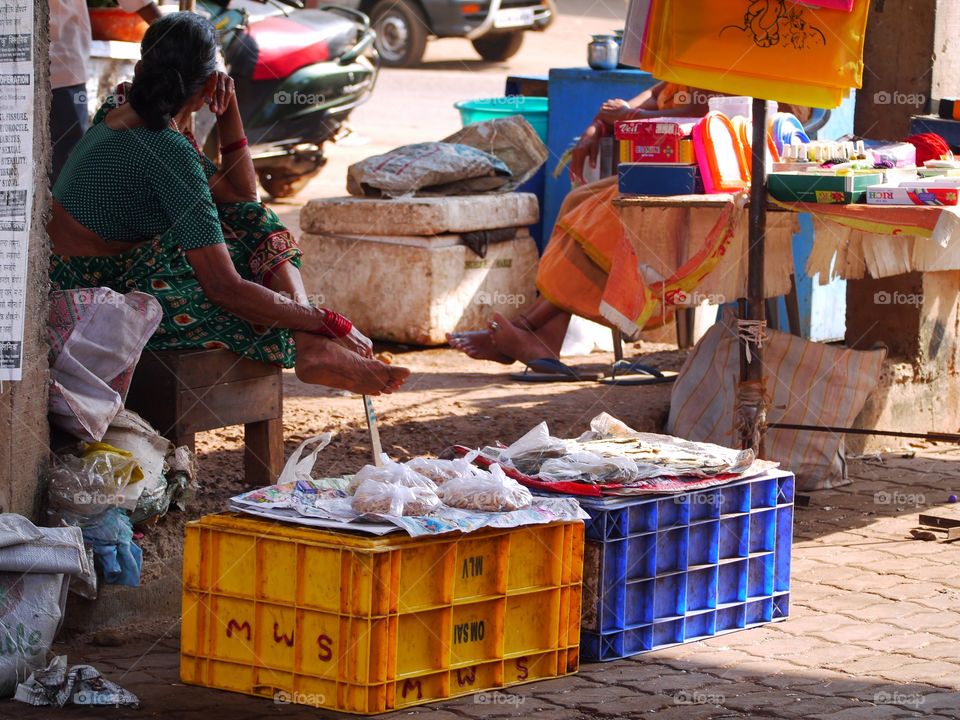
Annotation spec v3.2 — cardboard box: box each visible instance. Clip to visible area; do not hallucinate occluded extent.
[615,118,697,164]
[767,171,884,204]
[618,163,704,196]
[866,183,959,206]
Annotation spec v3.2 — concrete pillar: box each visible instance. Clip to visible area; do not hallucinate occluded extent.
[855,0,960,140]
[0,0,50,517]
[847,270,960,452]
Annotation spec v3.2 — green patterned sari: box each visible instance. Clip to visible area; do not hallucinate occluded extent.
[50,201,301,367]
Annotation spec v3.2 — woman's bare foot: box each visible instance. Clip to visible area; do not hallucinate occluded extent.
[446,330,514,364]
[294,332,410,395]
[487,312,566,364]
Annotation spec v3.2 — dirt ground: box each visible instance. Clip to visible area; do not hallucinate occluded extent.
[134,341,685,581]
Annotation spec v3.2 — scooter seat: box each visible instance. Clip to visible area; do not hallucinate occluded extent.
[246,10,359,81]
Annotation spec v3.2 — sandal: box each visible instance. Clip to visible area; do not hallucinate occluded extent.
[599,360,679,386]
[509,357,603,383]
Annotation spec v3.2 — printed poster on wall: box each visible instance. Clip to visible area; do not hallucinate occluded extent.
[0,0,33,381]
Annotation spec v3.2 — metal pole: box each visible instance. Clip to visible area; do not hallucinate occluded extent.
[739,97,769,451]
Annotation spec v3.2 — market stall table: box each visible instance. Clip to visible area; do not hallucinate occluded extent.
[615,190,960,452]
[609,194,798,334]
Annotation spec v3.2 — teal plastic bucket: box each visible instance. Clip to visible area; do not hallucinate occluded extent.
[454,96,549,143]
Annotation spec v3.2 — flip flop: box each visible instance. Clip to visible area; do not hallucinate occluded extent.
[599,360,679,386]
[509,357,603,383]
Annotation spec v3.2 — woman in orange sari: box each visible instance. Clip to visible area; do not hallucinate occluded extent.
[448,82,709,372]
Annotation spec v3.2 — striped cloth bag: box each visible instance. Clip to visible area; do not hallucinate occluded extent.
[667,311,886,490]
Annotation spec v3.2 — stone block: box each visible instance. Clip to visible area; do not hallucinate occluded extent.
[298,231,538,345]
[299,193,540,236]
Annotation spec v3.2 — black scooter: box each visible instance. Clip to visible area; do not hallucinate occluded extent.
[198,0,378,197]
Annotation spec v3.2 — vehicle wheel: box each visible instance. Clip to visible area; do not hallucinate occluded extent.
[371,0,429,67]
[258,168,319,199]
[472,31,524,62]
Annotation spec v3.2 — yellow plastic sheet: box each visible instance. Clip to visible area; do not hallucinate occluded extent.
[641,0,869,108]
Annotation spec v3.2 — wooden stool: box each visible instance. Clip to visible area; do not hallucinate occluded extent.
[125,349,283,486]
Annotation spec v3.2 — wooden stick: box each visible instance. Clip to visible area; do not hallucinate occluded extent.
[362,395,384,466]
[769,423,960,444]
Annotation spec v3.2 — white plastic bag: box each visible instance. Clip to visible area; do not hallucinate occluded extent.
[277,434,333,485]
[348,455,437,493]
[404,452,482,485]
[351,478,441,517]
[578,412,642,441]
[439,464,532,512]
[538,451,640,484]
[101,410,172,508]
[493,422,569,475]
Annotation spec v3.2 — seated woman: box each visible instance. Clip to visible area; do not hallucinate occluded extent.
[49,13,409,396]
[448,82,710,368]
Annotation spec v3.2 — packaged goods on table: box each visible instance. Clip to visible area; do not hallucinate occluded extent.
[614,117,697,164]
[229,436,586,537]
[439,463,533,512]
[468,412,777,496]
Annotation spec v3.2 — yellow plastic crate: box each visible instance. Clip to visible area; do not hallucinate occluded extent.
[180,513,584,714]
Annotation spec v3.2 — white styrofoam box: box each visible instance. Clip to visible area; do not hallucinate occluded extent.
[299,193,540,236]
[298,230,538,346]
[708,97,777,120]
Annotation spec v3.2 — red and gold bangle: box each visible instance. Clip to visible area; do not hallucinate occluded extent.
[314,308,353,338]
[220,136,248,154]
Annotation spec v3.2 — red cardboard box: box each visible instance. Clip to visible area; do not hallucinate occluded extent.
[615,118,697,163]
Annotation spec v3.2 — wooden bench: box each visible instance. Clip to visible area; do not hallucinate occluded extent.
[125,349,283,487]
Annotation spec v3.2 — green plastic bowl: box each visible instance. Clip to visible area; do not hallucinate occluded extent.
[454,96,549,143]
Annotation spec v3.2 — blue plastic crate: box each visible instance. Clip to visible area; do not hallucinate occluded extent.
[579,470,795,661]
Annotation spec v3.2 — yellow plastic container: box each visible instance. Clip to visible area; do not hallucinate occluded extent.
[180,513,584,714]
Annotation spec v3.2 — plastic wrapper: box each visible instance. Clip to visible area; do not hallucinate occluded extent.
[442,116,547,192]
[348,455,437,493]
[538,451,640,484]
[351,478,441,517]
[577,412,642,441]
[277,434,332,485]
[488,422,569,475]
[101,410,171,501]
[347,142,512,198]
[130,445,198,525]
[439,463,532,512]
[0,516,90,698]
[13,655,139,708]
[47,443,145,521]
[404,452,482,485]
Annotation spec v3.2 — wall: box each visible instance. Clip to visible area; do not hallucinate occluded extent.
[931,1,960,101]
[0,0,50,517]
[855,0,937,140]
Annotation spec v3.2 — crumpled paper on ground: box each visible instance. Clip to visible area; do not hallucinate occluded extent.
[14,655,139,708]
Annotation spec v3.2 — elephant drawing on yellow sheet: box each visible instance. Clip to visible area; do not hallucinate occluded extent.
[722,0,826,51]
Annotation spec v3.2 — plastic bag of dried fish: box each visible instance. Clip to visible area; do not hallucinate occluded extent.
[439,463,532,512]
[538,451,640,484]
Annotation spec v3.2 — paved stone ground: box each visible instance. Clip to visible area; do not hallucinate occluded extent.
[9,448,960,719]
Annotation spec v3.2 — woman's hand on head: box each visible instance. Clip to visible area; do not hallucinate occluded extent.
[206,71,236,116]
